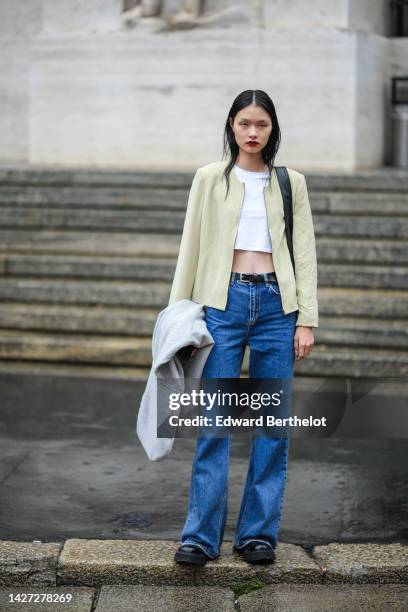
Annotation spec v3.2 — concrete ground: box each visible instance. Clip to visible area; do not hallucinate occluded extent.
[0,371,407,545]
[0,371,407,610]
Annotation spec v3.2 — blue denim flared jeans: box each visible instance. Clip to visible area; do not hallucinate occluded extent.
[180,272,297,558]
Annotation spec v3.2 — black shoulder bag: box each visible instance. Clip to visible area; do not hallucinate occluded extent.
[274,166,295,276]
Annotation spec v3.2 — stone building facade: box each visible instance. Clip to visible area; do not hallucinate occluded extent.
[1,0,407,170]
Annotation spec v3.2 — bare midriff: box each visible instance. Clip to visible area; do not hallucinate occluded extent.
[231,249,275,274]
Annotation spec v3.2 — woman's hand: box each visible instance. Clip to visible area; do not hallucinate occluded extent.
[191,347,198,358]
[294,326,315,360]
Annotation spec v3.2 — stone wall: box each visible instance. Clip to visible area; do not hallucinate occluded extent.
[0,0,403,170]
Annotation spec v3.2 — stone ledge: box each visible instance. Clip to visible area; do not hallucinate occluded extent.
[313,542,408,584]
[0,541,63,587]
[57,539,321,587]
[1,540,407,590]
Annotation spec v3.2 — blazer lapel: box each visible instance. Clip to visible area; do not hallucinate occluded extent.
[223,162,245,228]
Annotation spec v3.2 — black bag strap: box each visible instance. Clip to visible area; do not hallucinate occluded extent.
[274,166,295,275]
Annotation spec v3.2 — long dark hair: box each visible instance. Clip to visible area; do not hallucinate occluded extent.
[222,90,281,199]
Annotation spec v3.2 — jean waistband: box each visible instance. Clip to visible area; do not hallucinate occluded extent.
[230,271,277,284]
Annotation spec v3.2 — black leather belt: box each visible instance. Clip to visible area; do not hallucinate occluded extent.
[230,271,277,283]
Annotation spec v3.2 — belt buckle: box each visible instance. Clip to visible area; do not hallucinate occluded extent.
[241,273,256,283]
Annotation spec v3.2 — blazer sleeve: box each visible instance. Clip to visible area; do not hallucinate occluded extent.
[168,168,205,305]
[293,174,319,328]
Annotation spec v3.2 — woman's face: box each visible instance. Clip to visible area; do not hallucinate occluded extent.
[229,104,273,156]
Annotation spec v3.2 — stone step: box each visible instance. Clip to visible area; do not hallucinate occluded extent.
[0,280,407,318]
[1,164,408,191]
[0,255,407,290]
[0,359,148,380]
[1,207,408,237]
[0,303,158,336]
[317,286,408,319]
[0,166,196,188]
[306,169,408,192]
[0,278,168,307]
[1,186,408,215]
[1,167,406,382]
[0,206,185,232]
[0,362,334,389]
[0,330,406,377]
[1,539,407,599]
[0,303,405,350]
[318,264,407,290]
[316,316,407,349]
[313,215,408,239]
[2,539,324,589]
[48,538,408,587]
[0,230,180,256]
[0,185,188,209]
[0,329,151,366]
[1,231,407,265]
[317,237,408,264]
[317,192,408,215]
[0,254,176,282]
[292,345,408,377]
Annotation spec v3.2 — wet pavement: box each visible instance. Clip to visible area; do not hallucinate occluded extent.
[0,372,407,546]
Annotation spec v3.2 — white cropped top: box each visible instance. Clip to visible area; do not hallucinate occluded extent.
[233,164,272,252]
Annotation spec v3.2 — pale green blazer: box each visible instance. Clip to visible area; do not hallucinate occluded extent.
[168,160,318,328]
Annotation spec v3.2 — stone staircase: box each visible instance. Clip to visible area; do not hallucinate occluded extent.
[0,165,407,380]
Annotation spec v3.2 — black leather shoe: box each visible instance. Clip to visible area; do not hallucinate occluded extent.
[233,541,276,564]
[174,544,212,566]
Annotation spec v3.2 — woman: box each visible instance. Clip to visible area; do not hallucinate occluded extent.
[170,90,318,565]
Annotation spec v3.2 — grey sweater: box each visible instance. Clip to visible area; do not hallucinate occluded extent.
[136,299,214,461]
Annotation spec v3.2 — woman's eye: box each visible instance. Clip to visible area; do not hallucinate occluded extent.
[240,123,267,127]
